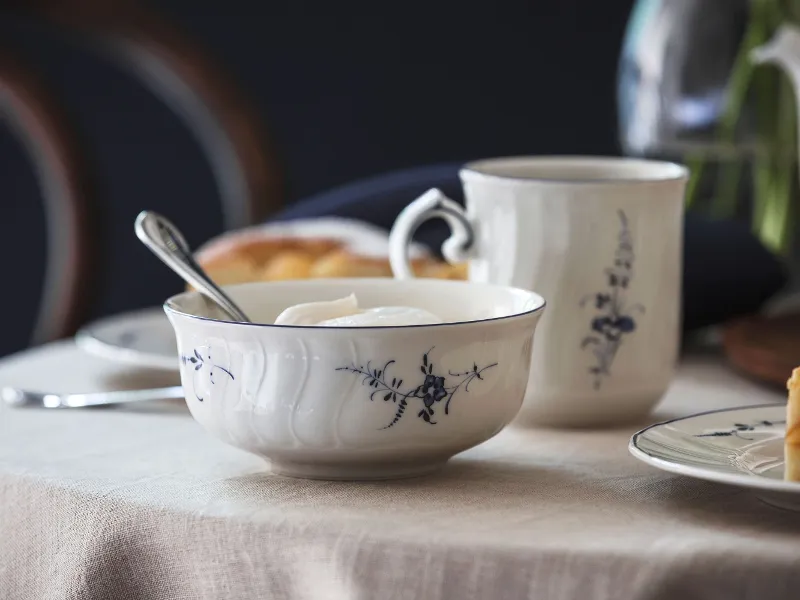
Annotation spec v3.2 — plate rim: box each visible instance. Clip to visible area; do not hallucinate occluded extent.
[75,307,178,371]
[629,403,800,494]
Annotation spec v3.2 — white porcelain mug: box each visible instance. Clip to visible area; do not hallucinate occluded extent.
[389,156,688,427]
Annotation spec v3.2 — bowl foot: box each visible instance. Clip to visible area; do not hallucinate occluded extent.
[267,458,448,481]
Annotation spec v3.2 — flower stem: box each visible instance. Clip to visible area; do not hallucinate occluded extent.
[710,0,772,217]
[752,13,780,234]
[684,154,706,209]
[757,70,797,252]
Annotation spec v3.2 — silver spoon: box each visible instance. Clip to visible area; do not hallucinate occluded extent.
[135,210,251,323]
[2,385,184,408]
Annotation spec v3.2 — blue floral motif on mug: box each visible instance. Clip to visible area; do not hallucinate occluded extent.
[580,210,645,389]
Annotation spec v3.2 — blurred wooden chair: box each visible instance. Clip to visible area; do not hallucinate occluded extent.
[0,54,91,353]
[22,0,283,228]
[0,1,282,356]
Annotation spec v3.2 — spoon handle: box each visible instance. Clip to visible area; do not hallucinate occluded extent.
[135,211,251,323]
[2,385,185,408]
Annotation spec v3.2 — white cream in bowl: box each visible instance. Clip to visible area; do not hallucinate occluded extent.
[273,293,443,327]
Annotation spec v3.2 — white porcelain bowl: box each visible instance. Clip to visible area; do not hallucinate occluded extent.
[165,278,545,480]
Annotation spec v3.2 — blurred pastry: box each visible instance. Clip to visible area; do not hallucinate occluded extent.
[309,250,394,279]
[199,253,259,287]
[192,217,467,286]
[417,262,469,280]
[787,368,800,482]
[260,250,316,281]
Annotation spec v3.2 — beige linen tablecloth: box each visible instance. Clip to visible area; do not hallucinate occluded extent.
[1,341,799,600]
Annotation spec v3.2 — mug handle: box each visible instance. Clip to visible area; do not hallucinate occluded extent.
[389,188,477,279]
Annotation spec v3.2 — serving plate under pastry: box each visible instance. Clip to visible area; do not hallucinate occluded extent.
[629,405,800,510]
[76,218,459,373]
[75,308,178,371]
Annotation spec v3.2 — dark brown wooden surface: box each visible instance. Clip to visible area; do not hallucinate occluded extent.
[723,313,800,388]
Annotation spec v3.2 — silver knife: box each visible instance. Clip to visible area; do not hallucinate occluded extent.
[1,386,184,408]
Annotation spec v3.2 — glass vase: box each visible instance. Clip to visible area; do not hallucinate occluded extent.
[618,0,799,255]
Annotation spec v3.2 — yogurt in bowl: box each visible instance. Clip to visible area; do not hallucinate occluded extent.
[164,278,545,480]
[272,293,444,327]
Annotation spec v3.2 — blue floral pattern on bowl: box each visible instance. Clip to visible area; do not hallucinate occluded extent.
[181,347,234,401]
[581,210,645,389]
[337,348,497,429]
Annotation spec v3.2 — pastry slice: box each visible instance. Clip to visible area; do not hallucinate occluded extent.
[191,218,468,285]
[786,367,800,481]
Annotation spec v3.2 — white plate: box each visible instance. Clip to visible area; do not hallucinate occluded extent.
[75,308,178,371]
[629,404,800,510]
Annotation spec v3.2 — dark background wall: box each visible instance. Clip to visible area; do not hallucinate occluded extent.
[0,0,635,356]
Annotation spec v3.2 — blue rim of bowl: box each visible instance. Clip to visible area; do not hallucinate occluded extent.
[163,279,546,330]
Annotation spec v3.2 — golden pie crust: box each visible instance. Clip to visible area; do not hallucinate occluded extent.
[194,234,467,287]
[786,367,800,481]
